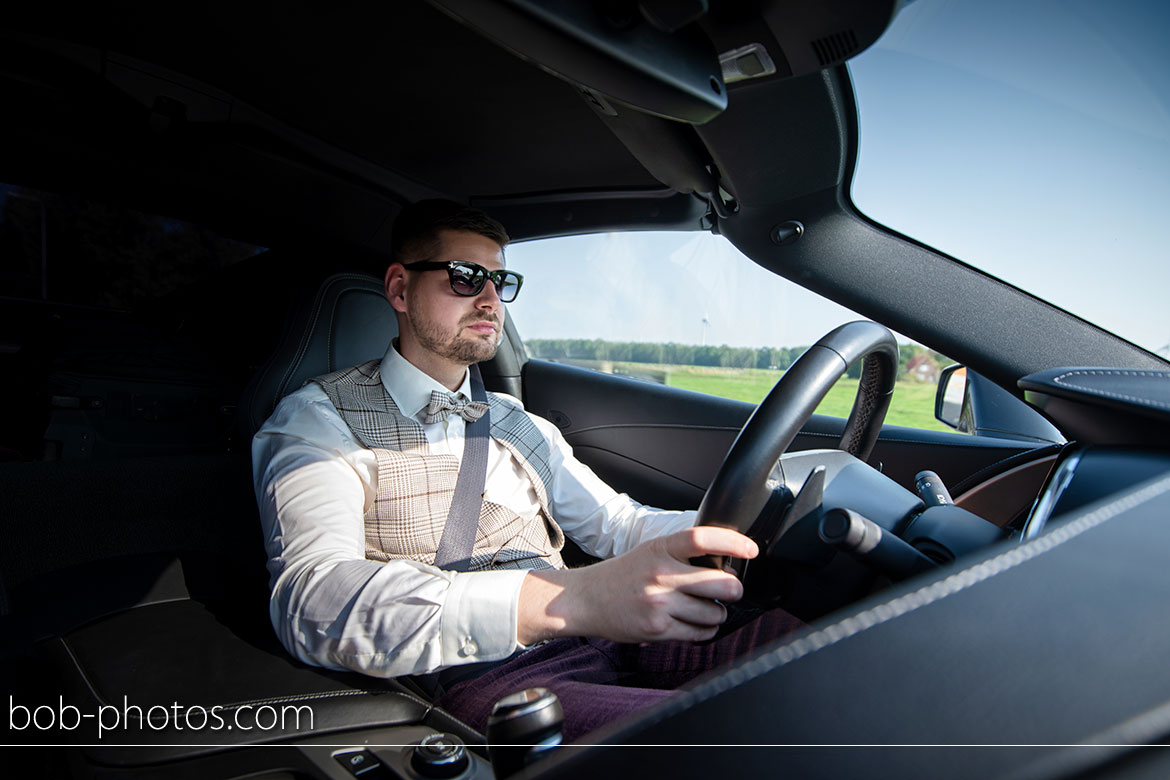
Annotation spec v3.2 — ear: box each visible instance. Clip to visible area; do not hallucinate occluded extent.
[385,263,408,314]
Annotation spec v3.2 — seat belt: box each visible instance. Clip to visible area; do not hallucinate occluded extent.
[416,364,504,696]
[432,363,490,572]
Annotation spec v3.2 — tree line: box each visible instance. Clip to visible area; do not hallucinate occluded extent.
[525,339,949,379]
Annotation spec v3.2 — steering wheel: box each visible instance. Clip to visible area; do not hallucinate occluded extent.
[694,321,899,563]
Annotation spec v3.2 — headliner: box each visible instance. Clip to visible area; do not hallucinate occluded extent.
[0,1,676,240]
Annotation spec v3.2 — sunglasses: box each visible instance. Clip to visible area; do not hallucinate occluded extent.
[403,260,524,302]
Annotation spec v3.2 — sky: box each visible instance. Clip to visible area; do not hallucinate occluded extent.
[850,0,1170,356]
[508,0,1170,356]
[507,231,863,349]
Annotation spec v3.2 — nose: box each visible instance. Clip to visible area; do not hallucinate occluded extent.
[475,278,502,309]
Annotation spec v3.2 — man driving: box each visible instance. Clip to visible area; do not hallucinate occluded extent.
[253,200,803,740]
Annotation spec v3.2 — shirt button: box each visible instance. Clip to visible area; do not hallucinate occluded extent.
[460,638,478,657]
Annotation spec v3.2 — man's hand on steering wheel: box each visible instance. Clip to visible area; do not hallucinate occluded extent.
[517,526,759,645]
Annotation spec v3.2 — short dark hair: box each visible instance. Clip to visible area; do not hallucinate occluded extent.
[389,199,510,265]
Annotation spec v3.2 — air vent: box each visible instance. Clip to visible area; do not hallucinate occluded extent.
[811,29,860,67]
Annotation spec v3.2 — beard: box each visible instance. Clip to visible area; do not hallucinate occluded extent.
[408,308,500,365]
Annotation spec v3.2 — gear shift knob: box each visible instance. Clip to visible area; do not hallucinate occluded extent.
[486,687,563,777]
[411,733,470,778]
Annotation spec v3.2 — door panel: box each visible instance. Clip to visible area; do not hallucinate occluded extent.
[522,359,1045,511]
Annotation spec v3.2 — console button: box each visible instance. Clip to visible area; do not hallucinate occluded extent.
[334,749,394,778]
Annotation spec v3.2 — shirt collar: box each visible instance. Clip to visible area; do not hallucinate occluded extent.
[380,340,472,422]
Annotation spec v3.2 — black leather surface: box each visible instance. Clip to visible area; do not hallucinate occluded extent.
[240,273,398,440]
[1021,367,1170,447]
[4,552,256,649]
[42,598,429,762]
[1020,368,1170,422]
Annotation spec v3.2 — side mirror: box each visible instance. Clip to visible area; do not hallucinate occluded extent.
[935,364,968,431]
[935,365,1064,443]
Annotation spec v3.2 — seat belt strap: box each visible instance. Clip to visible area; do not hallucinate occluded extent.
[432,363,490,572]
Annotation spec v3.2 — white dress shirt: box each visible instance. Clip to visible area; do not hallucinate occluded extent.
[253,343,697,678]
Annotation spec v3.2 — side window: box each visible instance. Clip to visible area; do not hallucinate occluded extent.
[506,231,955,434]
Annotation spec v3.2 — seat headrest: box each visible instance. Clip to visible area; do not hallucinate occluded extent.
[240,273,397,441]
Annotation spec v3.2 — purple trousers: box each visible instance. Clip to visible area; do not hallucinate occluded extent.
[436,607,804,743]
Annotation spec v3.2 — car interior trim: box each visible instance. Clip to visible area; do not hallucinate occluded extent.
[3,2,1167,770]
[1020,447,1085,543]
[952,454,1059,528]
[580,468,1170,751]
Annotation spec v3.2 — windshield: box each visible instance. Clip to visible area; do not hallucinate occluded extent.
[849,0,1170,360]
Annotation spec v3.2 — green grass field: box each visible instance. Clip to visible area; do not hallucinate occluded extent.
[554,360,950,432]
[593,363,951,432]
[665,366,950,431]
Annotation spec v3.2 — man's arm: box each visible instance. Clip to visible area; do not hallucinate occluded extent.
[254,387,528,677]
[517,526,758,645]
[261,389,757,665]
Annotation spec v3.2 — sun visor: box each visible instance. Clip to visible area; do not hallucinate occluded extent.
[427,0,728,124]
[428,1,902,126]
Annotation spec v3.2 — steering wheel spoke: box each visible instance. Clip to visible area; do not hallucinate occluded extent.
[767,465,826,557]
[695,322,899,573]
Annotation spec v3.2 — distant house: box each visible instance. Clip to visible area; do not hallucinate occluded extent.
[906,353,940,382]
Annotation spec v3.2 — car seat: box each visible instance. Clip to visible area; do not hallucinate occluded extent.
[3,273,482,759]
[239,271,400,441]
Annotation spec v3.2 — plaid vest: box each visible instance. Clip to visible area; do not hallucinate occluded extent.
[312,360,565,572]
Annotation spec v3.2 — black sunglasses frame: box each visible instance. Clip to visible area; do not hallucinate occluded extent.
[403,260,524,302]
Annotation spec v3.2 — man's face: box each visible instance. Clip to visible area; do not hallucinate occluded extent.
[390,229,506,371]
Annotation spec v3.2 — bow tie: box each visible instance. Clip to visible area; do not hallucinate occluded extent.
[423,391,489,425]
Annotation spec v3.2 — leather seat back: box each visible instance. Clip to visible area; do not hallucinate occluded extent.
[239,272,397,441]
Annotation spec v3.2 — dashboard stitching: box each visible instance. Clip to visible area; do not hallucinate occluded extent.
[567,425,1019,450]
[951,445,1062,494]
[730,430,1029,449]
[672,473,1170,705]
[567,423,743,436]
[1052,370,1170,410]
[208,688,390,714]
[421,699,482,736]
[959,451,1038,482]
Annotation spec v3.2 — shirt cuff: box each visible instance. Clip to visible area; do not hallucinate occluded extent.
[440,569,529,666]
